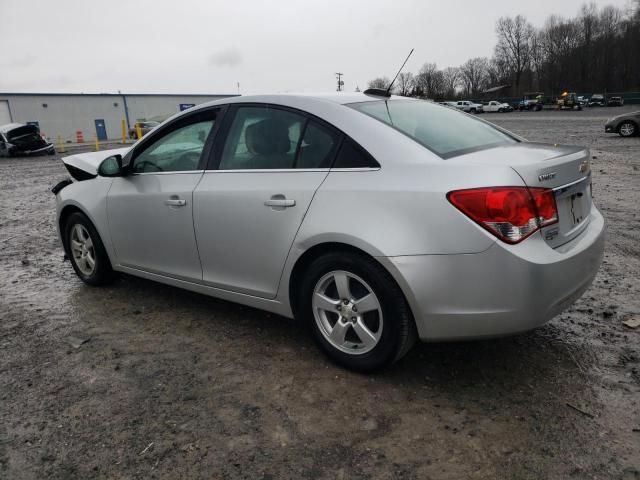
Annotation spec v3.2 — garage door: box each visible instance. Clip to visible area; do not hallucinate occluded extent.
[0,101,11,125]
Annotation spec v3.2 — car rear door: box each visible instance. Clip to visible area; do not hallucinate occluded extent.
[107,107,223,281]
[193,104,341,298]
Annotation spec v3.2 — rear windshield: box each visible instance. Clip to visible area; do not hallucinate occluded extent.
[348,99,517,158]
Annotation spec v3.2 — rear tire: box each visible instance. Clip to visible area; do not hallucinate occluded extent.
[299,252,416,372]
[618,121,637,137]
[64,212,115,286]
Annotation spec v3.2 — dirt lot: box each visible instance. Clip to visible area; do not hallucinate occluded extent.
[1,106,639,479]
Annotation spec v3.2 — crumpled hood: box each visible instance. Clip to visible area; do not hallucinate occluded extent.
[62,147,131,177]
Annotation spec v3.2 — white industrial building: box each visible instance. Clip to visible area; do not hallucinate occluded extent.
[0,92,236,142]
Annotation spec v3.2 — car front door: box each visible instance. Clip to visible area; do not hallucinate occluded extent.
[193,104,341,298]
[107,108,222,281]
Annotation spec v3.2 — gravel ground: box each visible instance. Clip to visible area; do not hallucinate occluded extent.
[1,106,639,479]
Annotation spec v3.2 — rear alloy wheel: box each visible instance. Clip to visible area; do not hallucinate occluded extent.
[65,212,115,286]
[619,121,637,137]
[300,252,416,372]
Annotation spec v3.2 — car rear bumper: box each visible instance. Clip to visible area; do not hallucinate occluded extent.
[382,207,605,341]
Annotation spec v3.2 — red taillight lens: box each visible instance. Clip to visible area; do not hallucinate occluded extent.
[447,187,558,244]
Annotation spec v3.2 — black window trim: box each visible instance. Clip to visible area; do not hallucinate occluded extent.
[204,102,379,171]
[123,104,228,174]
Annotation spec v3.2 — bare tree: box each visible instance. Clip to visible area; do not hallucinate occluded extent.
[459,57,489,95]
[396,72,415,96]
[440,67,460,98]
[415,62,443,98]
[367,77,390,90]
[494,15,534,94]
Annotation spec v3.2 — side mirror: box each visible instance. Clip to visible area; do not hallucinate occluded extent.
[98,154,123,177]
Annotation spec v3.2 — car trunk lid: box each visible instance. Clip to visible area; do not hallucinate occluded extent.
[452,142,593,248]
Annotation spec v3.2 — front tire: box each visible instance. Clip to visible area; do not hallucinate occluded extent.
[299,252,416,372]
[65,212,115,286]
[618,121,637,137]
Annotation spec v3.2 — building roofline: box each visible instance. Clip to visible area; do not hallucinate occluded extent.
[0,92,240,97]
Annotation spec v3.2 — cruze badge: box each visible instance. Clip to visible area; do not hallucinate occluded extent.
[538,172,556,182]
[579,160,590,174]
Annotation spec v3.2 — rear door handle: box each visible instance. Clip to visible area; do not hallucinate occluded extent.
[264,195,295,208]
[164,198,187,207]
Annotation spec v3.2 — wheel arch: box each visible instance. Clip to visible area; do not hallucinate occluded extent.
[58,203,114,265]
[287,241,417,331]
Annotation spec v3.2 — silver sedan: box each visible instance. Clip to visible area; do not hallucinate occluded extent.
[53,92,605,371]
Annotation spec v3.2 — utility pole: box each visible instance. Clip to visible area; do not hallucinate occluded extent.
[335,72,344,92]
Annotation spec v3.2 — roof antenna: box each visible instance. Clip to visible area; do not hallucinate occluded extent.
[363,49,414,98]
[386,48,414,96]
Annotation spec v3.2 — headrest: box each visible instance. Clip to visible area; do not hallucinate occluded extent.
[245,118,291,155]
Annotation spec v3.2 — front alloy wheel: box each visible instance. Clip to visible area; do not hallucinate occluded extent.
[65,212,115,286]
[70,224,96,276]
[619,121,636,137]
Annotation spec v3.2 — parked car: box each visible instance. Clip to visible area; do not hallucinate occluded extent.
[607,96,624,107]
[0,123,55,157]
[128,120,159,139]
[577,96,588,107]
[439,101,457,108]
[483,101,513,113]
[605,110,640,137]
[518,92,544,111]
[588,94,605,107]
[52,93,605,372]
[455,100,484,113]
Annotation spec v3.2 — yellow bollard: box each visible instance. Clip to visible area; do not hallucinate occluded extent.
[94,134,100,152]
[121,119,127,144]
[57,135,65,153]
[135,122,143,140]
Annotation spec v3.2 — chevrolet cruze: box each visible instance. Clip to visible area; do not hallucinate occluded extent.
[53,92,605,371]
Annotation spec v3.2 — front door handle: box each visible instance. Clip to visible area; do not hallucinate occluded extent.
[164,198,187,207]
[265,196,295,208]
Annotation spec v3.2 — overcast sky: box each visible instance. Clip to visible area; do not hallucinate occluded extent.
[0,0,633,95]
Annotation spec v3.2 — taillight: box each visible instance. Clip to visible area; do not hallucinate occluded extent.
[447,187,558,244]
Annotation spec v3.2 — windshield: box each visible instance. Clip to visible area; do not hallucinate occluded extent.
[348,99,517,158]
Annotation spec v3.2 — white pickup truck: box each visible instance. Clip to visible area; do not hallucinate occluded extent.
[455,100,484,114]
[483,101,513,113]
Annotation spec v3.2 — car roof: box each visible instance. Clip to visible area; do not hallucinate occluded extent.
[196,92,404,109]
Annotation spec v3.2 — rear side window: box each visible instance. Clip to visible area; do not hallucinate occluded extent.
[219,106,305,170]
[297,121,340,168]
[350,99,517,159]
[333,138,379,168]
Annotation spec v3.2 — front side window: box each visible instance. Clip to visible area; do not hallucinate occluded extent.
[132,118,215,173]
[349,99,517,158]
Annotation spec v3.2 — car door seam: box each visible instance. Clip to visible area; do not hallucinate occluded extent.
[272,169,332,298]
[191,171,207,281]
